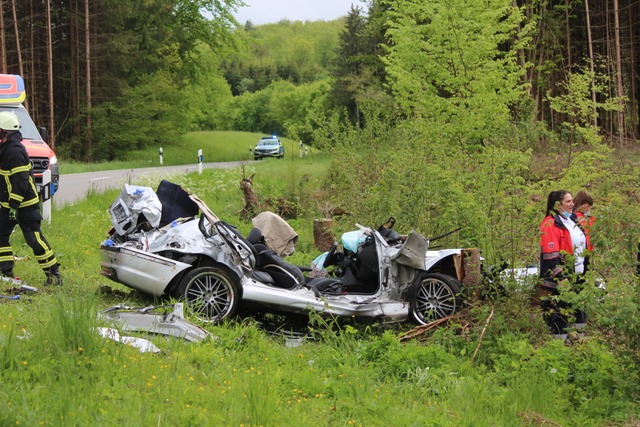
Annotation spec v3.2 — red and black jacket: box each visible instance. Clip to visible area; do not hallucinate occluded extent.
[574,211,594,252]
[539,214,574,289]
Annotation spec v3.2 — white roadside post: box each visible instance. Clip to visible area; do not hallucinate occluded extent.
[41,169,52,224]
[197,148,203,175]
[159,147,163,165]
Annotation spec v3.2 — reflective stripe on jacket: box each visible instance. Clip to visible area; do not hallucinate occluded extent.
[0,131,40,209]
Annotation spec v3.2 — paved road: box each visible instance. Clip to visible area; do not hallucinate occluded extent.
[53,161,245,206]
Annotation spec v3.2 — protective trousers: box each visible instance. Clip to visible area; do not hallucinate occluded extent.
[534,284,587,334]
[0,206,58,276]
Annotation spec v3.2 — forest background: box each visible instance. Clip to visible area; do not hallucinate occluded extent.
[2,0,640,424]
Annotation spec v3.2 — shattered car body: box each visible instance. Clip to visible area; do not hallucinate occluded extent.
[100,181,476,325]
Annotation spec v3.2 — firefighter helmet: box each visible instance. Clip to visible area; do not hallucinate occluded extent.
[0,111,20,131]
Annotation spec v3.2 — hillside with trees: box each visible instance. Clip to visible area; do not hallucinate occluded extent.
[2,1,638,156]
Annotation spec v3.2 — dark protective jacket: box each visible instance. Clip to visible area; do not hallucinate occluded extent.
[539,214,574,289]
[0,131,40,209]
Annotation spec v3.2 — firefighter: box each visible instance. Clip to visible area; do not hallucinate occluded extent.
[0,111,62,286]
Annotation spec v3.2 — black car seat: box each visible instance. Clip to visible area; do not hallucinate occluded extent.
[247,228,305,289]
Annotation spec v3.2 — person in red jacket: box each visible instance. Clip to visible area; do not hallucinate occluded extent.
[538,190,587,339]
[573,190,595,254]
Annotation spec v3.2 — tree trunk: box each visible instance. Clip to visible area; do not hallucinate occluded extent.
[46,0,55,148]
[71,0,80,138]
[565,0,572,72]
[84,0,92,156]
[0,0,6,74]
[605,0,614,137]
[613,0,625,144]
[458,248,482,303]
[10,0,23,89]
[239,173,260,220]
[313,219,335,252]
[627,0,637,140]
[585,0,597,128]
[26,0,34,109]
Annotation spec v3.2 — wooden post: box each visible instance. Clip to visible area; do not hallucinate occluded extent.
[313,218,334,251]
[239,174,259,220]
[462,248,482,302]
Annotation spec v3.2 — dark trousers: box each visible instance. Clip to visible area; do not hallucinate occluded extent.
[534,284,587,334]
[0,206,57,275]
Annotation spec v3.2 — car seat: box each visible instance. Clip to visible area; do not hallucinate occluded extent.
[247,228,305,289]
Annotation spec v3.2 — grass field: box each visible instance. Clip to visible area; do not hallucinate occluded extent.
[1,133,639,426]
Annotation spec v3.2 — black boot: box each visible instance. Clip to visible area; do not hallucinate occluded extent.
[44,267,63,286]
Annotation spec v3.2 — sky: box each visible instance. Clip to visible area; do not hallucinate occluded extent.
[234,0,363,25]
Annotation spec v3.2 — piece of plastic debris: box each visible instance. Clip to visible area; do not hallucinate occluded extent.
[20,284,38,293]
[285,337,304,347]
[1,276,25,286]
[98,327,161,353]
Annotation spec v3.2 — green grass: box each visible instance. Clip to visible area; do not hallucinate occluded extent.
[1,136,639,426]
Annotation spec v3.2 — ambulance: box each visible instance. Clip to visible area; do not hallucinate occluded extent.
[0,74,59,194]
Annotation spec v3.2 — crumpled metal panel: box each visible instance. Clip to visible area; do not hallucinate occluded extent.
[109,184,162,235]
[99,303,215,342]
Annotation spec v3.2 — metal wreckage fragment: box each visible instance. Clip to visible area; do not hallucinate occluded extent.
[98,303,216,350]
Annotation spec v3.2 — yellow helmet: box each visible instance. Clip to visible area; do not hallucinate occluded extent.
[0,111,20,131]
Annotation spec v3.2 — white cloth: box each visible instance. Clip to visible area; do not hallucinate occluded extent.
[559,215,586,274]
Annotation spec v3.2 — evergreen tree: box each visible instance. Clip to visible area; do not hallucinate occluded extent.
[330,3,391,127]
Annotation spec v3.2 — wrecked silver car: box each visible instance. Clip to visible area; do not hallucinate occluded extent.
[100,180,476,325]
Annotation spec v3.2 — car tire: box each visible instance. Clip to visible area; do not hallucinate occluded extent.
[408,273,463,325]
[175,266,241,324]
